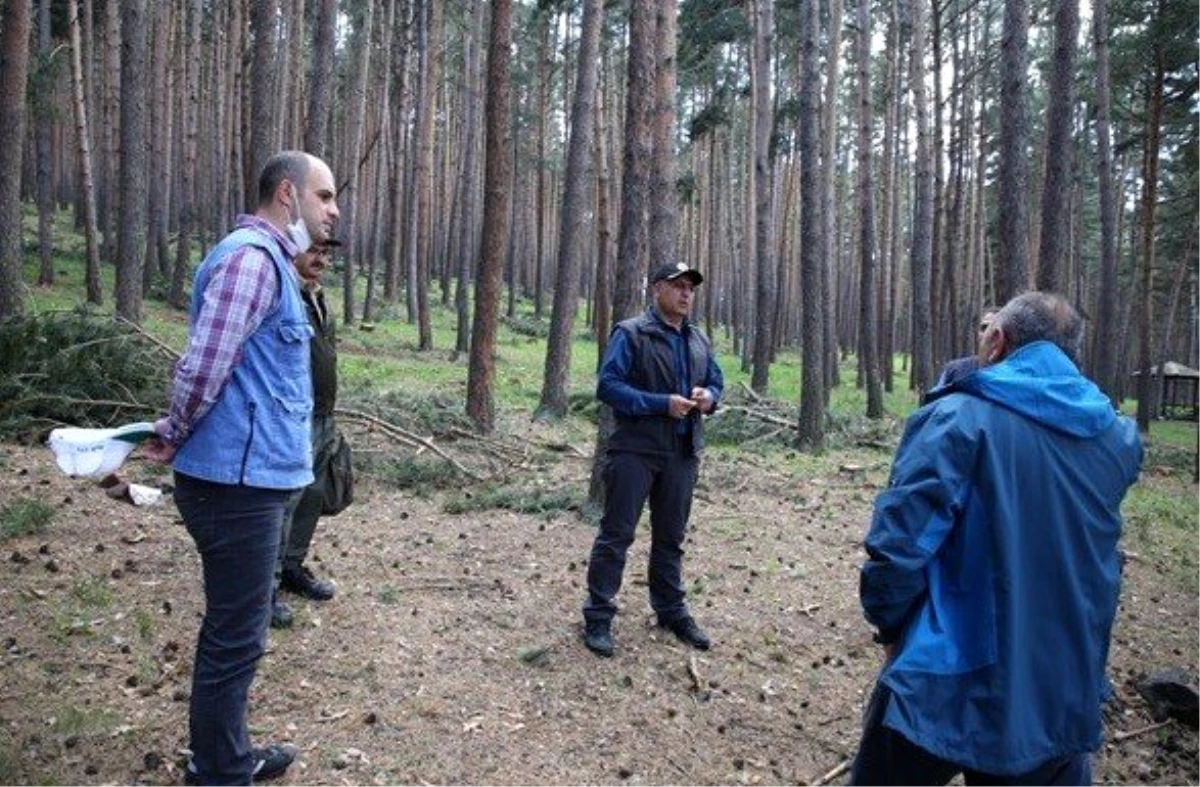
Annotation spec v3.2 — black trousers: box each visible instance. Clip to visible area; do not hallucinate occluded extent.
[583,447,699,626]
[850,681,1093,786]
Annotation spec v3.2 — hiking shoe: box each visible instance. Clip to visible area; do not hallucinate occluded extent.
[269,598,294,629]
[583,622,614,657]
[662,615,711,650]
[182,743,298,785]
[281,564,336,601]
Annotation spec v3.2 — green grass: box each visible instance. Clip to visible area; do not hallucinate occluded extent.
[48,705,122,736]
[443,480,583,517]
[1123,481,1199,589]
[0,498,55,540]
[70,575,113,608]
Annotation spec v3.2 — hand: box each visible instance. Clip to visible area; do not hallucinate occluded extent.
[667,393,698,419]
[142,417,178,464]
[690,386,715,414]
[882,642,898,662]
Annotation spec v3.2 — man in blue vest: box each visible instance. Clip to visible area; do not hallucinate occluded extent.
[851,291,1143,785]
[146,151,339,785]
[582,262,725,658]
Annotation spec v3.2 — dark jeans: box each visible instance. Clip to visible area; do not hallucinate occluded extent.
[584,447,699,626]
[850,681,1093,786]
[175,472,296,785]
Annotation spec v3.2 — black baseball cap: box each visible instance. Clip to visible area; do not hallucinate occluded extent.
[650,262,703,286]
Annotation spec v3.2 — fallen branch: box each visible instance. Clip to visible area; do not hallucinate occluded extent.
[0,393,159,416]
[721,403,797,430]
[737,380,763,403]
[811,758,851,786]
[687,654,704,691]
[114,314,182,361]
[316,709,350,723]
[1112,720,1171,742]
[337,406,479,480]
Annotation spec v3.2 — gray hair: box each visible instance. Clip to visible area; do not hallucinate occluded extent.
[994,291,1083,361]
[257,151,311,207]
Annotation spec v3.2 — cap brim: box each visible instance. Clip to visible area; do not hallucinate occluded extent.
[665,271,703,285]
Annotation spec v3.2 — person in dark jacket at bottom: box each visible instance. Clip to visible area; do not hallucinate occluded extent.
[582,262,725,658]
[850,291,1143,786]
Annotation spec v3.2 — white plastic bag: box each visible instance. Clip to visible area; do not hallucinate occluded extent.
[47,422,157,478]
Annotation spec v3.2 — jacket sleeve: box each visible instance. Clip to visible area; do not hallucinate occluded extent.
[597,326,670,416]
[860,402,976,643]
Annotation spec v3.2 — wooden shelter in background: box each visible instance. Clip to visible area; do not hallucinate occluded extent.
[1132,362,1200,421]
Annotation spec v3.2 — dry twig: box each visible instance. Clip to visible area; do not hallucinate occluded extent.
[114,314,182,361]
[337,406,479,479]
[686,654,704,691]
[811,758,851,786]
[1112,720,1171,742]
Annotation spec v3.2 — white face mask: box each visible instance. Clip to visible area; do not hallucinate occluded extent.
[286,184,312,254]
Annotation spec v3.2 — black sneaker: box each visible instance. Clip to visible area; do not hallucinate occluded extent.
[583,621,614,657]
[281,564,336,601]
[662,615,711,650]
[270,598,294,629]
[182,743,298,785]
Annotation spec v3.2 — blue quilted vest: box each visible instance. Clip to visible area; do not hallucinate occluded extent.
[173,227,314,490]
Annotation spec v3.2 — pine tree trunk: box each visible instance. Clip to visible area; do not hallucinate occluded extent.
[304,0,337,156]
[749,0,774,395]
[1035,0,1079,294]
[170,0,202,309]
[0,0,32,319]
[1089,0,1120,402]
[466,0,514,434]
[907,0,935,393]
[797,0,825,451]
[34,0,54,286]
[649,0,679,270]
[997,0,1031,302]
[115,0,149,322]
[855,0,882,418]
[340,1,375,327]
[145,2,174,287]
[453,0,484,357]
[99,0,119,265]
[247,0,278,211]
[535,0,603,421]
[820,0,843,395]
[1135,59,1164,433]
[68,0,102,305]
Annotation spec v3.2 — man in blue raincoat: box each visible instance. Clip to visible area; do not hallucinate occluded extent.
[851,291,1143,786]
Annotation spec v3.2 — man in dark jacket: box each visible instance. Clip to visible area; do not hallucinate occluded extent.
[851,291,1143,785]
[582,262,724,658]
[271,238,343,628]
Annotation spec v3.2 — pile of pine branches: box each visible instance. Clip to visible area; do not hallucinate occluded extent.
[0,309,170,442]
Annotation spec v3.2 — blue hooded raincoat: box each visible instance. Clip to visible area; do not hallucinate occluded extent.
[860,340,1143,775]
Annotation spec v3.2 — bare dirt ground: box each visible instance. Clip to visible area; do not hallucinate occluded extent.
[0,436,1196,786]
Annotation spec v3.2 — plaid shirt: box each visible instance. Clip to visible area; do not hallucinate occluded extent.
[165,215,299,446]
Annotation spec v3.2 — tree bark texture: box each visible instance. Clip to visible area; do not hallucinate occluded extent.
[0,0,33,319]
[1035,0,1079,295]
[466,0,514,434]
[114,0,148,322]
[997,0,1031,303]
[536,0,603,421]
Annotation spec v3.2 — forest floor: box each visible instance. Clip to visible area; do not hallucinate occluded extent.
[0,429,1196,786]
